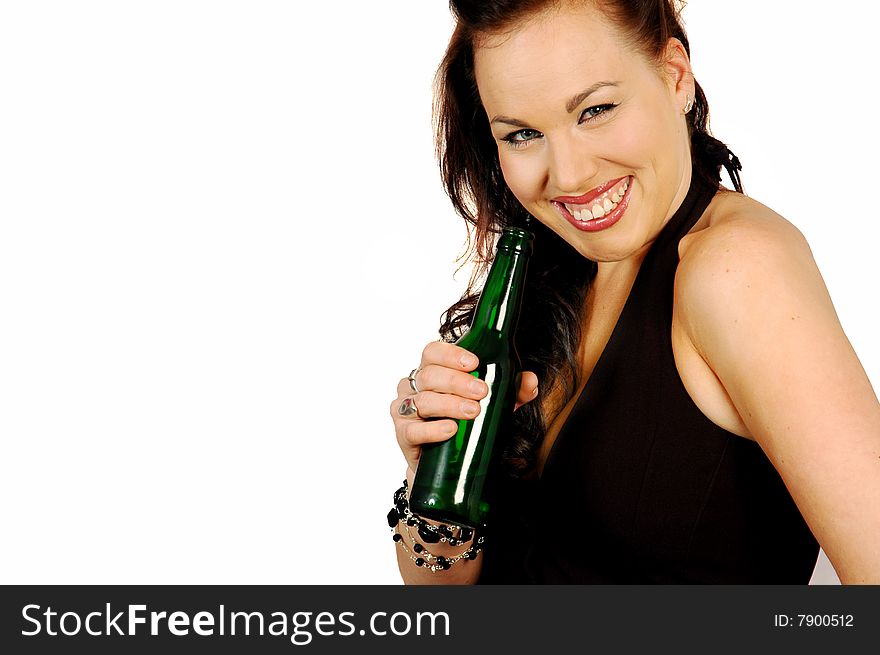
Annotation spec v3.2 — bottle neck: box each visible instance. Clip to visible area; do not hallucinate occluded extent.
[470,246,529,335]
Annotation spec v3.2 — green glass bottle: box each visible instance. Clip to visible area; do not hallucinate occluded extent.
[409,227,533,528]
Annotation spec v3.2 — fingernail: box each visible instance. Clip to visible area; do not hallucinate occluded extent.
[469,379,486,395]
[461,401,479,417]
[460,353,477,368]
[446,422,458,435]
[532,386,539,398]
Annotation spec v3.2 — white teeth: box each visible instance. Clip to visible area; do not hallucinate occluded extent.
[566,197,622,221]
[561,177,630,221]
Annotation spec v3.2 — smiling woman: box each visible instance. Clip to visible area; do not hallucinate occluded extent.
[387,0,880,584]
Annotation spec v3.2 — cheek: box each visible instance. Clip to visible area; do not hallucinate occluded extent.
[499,154,543,204]
[606,114,657,165]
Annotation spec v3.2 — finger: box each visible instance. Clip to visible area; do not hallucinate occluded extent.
[389,395,424,421]
[396,418,459,468]
[421,340,480,372]
[399,416,459,445]
[514,371,540,411]
[396,365,488,400]
[416,390,481,421]
[391,391,481,423]
[415,364,488,400]
[396,377,412,397]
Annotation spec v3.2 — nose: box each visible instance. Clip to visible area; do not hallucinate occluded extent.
[546,138,599,195]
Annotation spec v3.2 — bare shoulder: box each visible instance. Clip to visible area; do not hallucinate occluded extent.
[678,190,813,277]
[673,189,880,584]
[674,190,829,344]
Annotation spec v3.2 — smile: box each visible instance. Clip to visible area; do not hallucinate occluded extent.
[552,176,632,233]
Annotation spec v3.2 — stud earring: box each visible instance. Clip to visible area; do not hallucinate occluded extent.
[684,95,693,114]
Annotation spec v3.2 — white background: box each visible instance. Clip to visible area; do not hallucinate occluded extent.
[0,1,875,584]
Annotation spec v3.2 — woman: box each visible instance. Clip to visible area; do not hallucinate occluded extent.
[389,0,880,583]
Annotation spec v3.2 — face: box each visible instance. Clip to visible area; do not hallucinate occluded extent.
[474,3,695,264]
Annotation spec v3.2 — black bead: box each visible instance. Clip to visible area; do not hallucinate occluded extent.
[386,509,399,528]
[418,525,441,544]
[448,539,458,547]
[415,558,425,567]
[465,550,477,560]
[413,543,423,554]
[460,528,474,542]
[436,556,448,567]
[392,533,402,542]
[406,517,417,526]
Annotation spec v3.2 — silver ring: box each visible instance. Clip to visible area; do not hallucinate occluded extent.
[407,367,422,394]
[398,396,420,418]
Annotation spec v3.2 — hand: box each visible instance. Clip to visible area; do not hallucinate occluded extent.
[390,340,539,475]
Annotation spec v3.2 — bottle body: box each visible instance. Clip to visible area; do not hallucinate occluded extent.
[409,228,532,528]
[409,333,521,528]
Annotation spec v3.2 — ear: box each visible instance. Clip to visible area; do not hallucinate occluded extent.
[661,37,695,113]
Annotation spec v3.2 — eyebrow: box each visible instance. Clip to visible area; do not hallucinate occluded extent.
[490,81,621,127]
[564,81,621,113]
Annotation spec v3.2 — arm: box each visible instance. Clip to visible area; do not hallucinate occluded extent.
[389,341,540,585]
[395,467,484,585]
[678,213,880,583]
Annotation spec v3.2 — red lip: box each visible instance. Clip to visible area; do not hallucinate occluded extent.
[552,176,632,233]
[553,176,629,205]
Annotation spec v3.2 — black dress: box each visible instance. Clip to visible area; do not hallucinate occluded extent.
[478,172,820,583]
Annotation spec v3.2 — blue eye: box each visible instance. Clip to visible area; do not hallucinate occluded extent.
[500,103,619,150]
[580,103,617,121]
[501,129,542,149]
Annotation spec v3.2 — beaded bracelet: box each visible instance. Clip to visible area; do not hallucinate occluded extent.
[387,481,485,572]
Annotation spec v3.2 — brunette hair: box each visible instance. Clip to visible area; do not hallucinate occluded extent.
[435,0,741,476]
